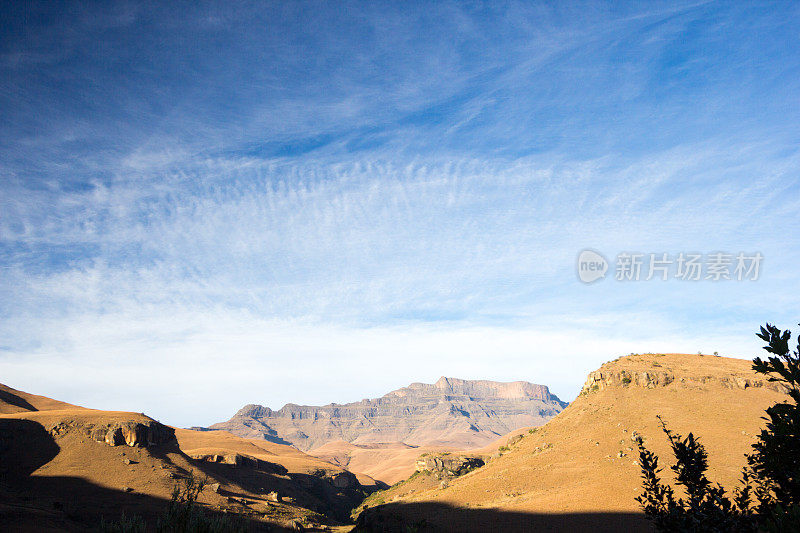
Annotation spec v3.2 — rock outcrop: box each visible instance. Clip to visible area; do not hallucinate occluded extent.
[579,354,788,395]
[580,369,674,393]
[188,452,289,474]
[87,420,176,447]
[415,453,485,479]
[43,417,177,448]
[328,470,359,489]
[209,377,567,451]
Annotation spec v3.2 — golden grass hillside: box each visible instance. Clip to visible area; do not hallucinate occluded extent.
[310,440,454,485]
[0,383,82,414]
[355,353,786,532]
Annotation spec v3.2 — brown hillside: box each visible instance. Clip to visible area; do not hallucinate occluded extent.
[0,389,379,531]
[356,354,786,532]
[174,428,383,489]
[309,441,453,485]
[0,383,82,414]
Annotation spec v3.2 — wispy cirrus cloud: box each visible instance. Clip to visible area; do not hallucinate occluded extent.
[1,1,799,425]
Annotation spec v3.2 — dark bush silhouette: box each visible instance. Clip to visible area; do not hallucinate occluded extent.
[101,471,246,533]
[99,512,146,533]
[635,323,800,532]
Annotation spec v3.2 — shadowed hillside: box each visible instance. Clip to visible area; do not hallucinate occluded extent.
[0,385,380,531]
[354,502,649,532]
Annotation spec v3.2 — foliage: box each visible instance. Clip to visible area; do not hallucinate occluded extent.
[580,383,601,397]
[634,417,751,531]
[100,512,146,533]
[635,323,800,532]
[101,471,246,533]
[748,324,800,513]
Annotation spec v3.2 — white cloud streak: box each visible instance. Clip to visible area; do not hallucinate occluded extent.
[0,306,767,427]
[1,1,799,425]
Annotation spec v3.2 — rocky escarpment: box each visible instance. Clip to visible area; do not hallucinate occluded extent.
[188,451,361,490]
[48,418,177,448]
[580,369,675,393]
[210,377,567,451]
[393,377,557,401]
[415,453,485,480]
[580,354,788,395]
[189,451,289,474]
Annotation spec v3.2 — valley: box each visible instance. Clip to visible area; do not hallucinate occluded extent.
[0,352,785,531]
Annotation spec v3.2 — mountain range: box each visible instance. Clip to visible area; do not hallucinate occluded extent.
[1,353,786,531]
[207,377,567,452]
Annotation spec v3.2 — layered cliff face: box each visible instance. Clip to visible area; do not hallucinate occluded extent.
[579,353,789,395]
[210,377,567,451]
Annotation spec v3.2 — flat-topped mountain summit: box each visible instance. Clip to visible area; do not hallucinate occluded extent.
[397,376,557,400]
[209,377,567,451]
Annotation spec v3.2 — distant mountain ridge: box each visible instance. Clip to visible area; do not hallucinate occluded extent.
[209,377,567,451]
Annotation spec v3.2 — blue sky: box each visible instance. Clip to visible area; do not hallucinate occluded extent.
[1,1,799,426]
